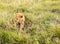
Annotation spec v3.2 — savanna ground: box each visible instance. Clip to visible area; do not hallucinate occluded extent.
[0,0,60,44]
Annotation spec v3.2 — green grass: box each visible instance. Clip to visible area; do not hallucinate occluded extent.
[0,0,60,44]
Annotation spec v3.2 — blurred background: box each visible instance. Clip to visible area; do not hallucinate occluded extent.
[0,0,60,44]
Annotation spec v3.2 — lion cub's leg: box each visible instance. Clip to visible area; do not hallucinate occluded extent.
[19,22,24,32]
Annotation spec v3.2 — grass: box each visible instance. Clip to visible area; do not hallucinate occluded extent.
[0,0,60,44]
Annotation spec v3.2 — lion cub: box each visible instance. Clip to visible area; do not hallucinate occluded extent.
[14,13,25,33]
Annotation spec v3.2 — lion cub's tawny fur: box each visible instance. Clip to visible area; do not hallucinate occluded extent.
[14,13,25,32]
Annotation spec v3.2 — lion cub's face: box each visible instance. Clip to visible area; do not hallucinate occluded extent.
[14,13,25,23]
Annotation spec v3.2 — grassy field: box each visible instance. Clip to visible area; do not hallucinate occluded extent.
[0,0,60,44]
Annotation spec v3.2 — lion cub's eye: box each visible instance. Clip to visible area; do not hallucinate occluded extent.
[20,16,23,18]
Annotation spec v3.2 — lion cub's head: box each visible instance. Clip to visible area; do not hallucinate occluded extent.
[14,13,25,23]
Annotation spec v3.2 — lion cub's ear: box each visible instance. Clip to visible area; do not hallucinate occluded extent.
[20,16,23,18]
